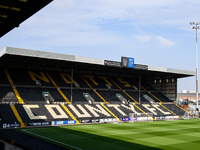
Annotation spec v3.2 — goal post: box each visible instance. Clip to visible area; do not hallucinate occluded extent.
[182,111,199,119]
[129,113,153,123]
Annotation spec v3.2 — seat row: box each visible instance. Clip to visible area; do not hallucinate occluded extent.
[0,103,186,127]
[0,68,172,104]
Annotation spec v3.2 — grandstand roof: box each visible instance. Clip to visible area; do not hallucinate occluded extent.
[0,0,53,38]
[177,93,199,98]
[0,47,195,78]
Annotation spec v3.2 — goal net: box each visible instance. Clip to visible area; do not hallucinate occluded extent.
[182,112,190,120]
[182,110,199,119]
[129,113,153,123]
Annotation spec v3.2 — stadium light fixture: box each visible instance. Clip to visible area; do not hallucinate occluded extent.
[190,22,200,111]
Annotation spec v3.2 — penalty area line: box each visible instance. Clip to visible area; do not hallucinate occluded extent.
[21,129,82,150]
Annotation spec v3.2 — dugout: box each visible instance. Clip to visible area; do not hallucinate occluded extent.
[0,47,195,103]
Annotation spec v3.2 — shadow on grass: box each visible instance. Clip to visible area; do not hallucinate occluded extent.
[19,126,162,150]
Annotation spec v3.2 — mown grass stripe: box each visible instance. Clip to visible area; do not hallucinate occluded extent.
[20,119,200,150]
[22,129,82,150]
[77,124,200,135]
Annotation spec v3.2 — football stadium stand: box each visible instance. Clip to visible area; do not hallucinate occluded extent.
[0,1,198,149]
[0,47,196,128]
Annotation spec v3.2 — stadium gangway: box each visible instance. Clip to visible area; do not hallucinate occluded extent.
[4,69,24,104]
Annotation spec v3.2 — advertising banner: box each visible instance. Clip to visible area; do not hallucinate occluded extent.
[104,60,121,67]
[52,120,76,125]
[2,122,20,128]
[122,117,137,121]
[134,64,148,70]
[28,122,50,126]
[81,119,100,123]
[121,57,134,68]
[128,58,134,68]
[99,118,118,123]
[155,116,179,120]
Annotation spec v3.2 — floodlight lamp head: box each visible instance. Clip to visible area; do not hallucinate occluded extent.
[190,22,200,25]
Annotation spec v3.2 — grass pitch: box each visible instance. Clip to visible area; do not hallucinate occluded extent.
[19,119,200,150]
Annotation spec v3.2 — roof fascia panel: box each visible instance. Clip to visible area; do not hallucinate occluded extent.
[5,47,75,61]
[167,68,195,76]
[4,47,105,65]
[148,65,195,76]
[0,47,195,77]
[75,55,104,65]
[0,47,6,57]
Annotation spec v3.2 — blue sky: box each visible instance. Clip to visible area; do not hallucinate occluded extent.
[1,0,200,92]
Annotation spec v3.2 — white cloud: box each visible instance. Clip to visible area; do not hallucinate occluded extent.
[136,35,151,42]
[17,0,197,48]
[136,34,176,47]
[43,31,125,47]
[155,36,176,47]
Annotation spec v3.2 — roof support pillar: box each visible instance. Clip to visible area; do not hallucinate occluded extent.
[139,74,141,105]
[70,67,73,103]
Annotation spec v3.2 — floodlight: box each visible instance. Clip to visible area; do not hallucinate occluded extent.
[190,21,200,110]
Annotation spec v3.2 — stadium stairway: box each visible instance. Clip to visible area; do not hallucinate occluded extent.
[61,105,80,124]
[160,104,177,116]
[162,104,185,116]
[109,78,138,104]
[136,103,177,117]
[65,104,119,121]
[101,104,121,121]
[10,105,26,128]
[46,72,70,103]
[80,75,108,104]
[175,104,193,116]
[4,69,24,104]
[0,86,18,103]
[96,90,122,102]
[134,80,164,103]
[134,104,152,117]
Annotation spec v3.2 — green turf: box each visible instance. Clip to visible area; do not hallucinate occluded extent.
[18,119,200,150]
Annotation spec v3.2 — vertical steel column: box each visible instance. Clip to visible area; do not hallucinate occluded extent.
[190,22,200,110]
[71,67,73,103]
[139,74,141,105]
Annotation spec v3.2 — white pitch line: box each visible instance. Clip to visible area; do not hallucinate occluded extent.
[78,124,200,135]
[115,121,180,127]
[21,129,82,150]
[127,126,200,135]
